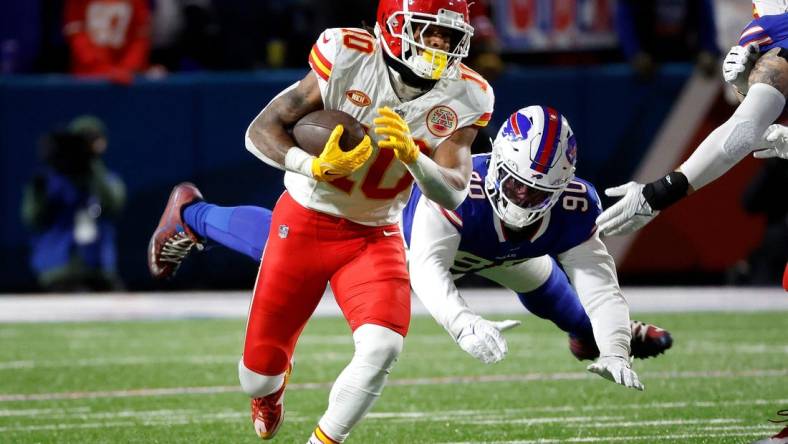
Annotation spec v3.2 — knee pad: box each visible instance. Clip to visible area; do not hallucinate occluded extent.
[352,324,403,371]
[238,358,285,397]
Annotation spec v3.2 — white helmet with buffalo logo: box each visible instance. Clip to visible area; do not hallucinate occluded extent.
[485,106,577,228]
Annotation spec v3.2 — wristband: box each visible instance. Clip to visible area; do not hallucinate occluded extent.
[284,147,314,178]
[642,171,689,210]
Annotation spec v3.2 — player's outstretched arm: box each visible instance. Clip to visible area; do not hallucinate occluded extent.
[597,49,788,237]
[374,107,474,209]
[407,197,520,364]
[557,233,642,390]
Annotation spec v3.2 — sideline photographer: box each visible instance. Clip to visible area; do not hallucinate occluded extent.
[20,116,126,292]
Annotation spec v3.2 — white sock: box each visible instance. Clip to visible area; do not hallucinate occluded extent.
[680,82,785,190]
[315,324,404,443]
[238,358,285,398]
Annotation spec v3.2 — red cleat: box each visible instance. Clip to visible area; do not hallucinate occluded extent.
[251,364,292,440]
[147,182,204,279]
[569,320,673,361]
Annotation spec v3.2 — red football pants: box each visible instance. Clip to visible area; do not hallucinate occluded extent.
[242,192,411,375]
[783,262,787,291]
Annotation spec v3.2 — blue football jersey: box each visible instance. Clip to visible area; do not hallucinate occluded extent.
[402,154,602,275]
[739,13,788,52]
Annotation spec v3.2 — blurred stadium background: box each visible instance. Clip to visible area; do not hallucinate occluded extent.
[1,0,784,292]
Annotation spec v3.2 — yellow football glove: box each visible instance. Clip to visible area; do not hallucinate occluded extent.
[373,107,420,164]
[311,125,372,181]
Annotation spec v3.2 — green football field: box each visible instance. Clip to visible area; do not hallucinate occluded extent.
[1,311,786,443]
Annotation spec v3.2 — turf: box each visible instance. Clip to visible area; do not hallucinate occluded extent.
[1,311,786,443]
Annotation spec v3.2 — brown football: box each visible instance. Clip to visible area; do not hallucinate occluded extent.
[293,110,366,156]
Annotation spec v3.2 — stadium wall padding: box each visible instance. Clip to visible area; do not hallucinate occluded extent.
[0,65,691,291]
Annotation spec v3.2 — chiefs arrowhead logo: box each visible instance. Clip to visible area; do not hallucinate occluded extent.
[346,90,371,107]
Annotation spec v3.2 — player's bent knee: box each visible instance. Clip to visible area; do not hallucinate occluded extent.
[238,358,285,397]
[352,324,403,370]
[241,343,290,376]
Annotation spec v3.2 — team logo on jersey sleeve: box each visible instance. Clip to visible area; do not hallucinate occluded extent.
[346,90,371,107]
[426,105,458,137]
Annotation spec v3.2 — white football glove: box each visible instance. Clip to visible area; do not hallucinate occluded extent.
[595,181,659,237]
[456,317,521,364]
[587,355,644,391]
[722,43,759,95]
[755,124,788,160]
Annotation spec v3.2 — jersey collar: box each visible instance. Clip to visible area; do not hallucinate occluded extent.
[494,211,551,244]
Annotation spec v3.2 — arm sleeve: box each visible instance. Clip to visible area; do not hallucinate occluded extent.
[557,232,631,358]
[118,0,151,71]
[408,197,477,339]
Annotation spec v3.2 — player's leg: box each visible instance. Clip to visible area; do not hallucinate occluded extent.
[477,256,673,360]
[148,182,274,279]
[240,193,330,439]
[477,256,594,339]
[308,227,410,444]
[183,202,271,261]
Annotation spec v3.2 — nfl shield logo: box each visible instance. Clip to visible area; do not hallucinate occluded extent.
[278,224,289,239]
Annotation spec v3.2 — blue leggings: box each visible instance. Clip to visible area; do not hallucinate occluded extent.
[183,202,271,261]
[516,260,594,340]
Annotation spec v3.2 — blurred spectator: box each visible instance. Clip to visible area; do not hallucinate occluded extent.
[615,0,719,79]
[64,0,151,84]
[20,116,126,292]
[728,159,788,286]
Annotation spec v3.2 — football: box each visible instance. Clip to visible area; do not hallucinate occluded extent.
[293,110,366,156]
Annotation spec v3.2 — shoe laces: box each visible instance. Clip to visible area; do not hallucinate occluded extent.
[631,320,650,342]
[160,232,203,265]
[253,394,280,425]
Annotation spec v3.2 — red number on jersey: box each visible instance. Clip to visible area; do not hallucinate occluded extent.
[329,138,432,199]
[341,29,374,54]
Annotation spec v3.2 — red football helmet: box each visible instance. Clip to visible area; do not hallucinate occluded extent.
[375,0,474,80]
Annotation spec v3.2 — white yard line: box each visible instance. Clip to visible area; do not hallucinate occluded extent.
[0,287,786,322]
[0,411,778,438]
[1,368,785,402]
[444,429,774,444]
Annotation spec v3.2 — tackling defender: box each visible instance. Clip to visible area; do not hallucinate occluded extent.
[150,107,672,393]
[152,0,493,442]
[596,0,788,290]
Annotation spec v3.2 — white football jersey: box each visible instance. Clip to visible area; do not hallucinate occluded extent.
[284,28,495,226]
[753,0,788,16]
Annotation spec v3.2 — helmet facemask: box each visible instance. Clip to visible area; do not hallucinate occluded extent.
[486,147,566,229]
[378,8,473,80]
